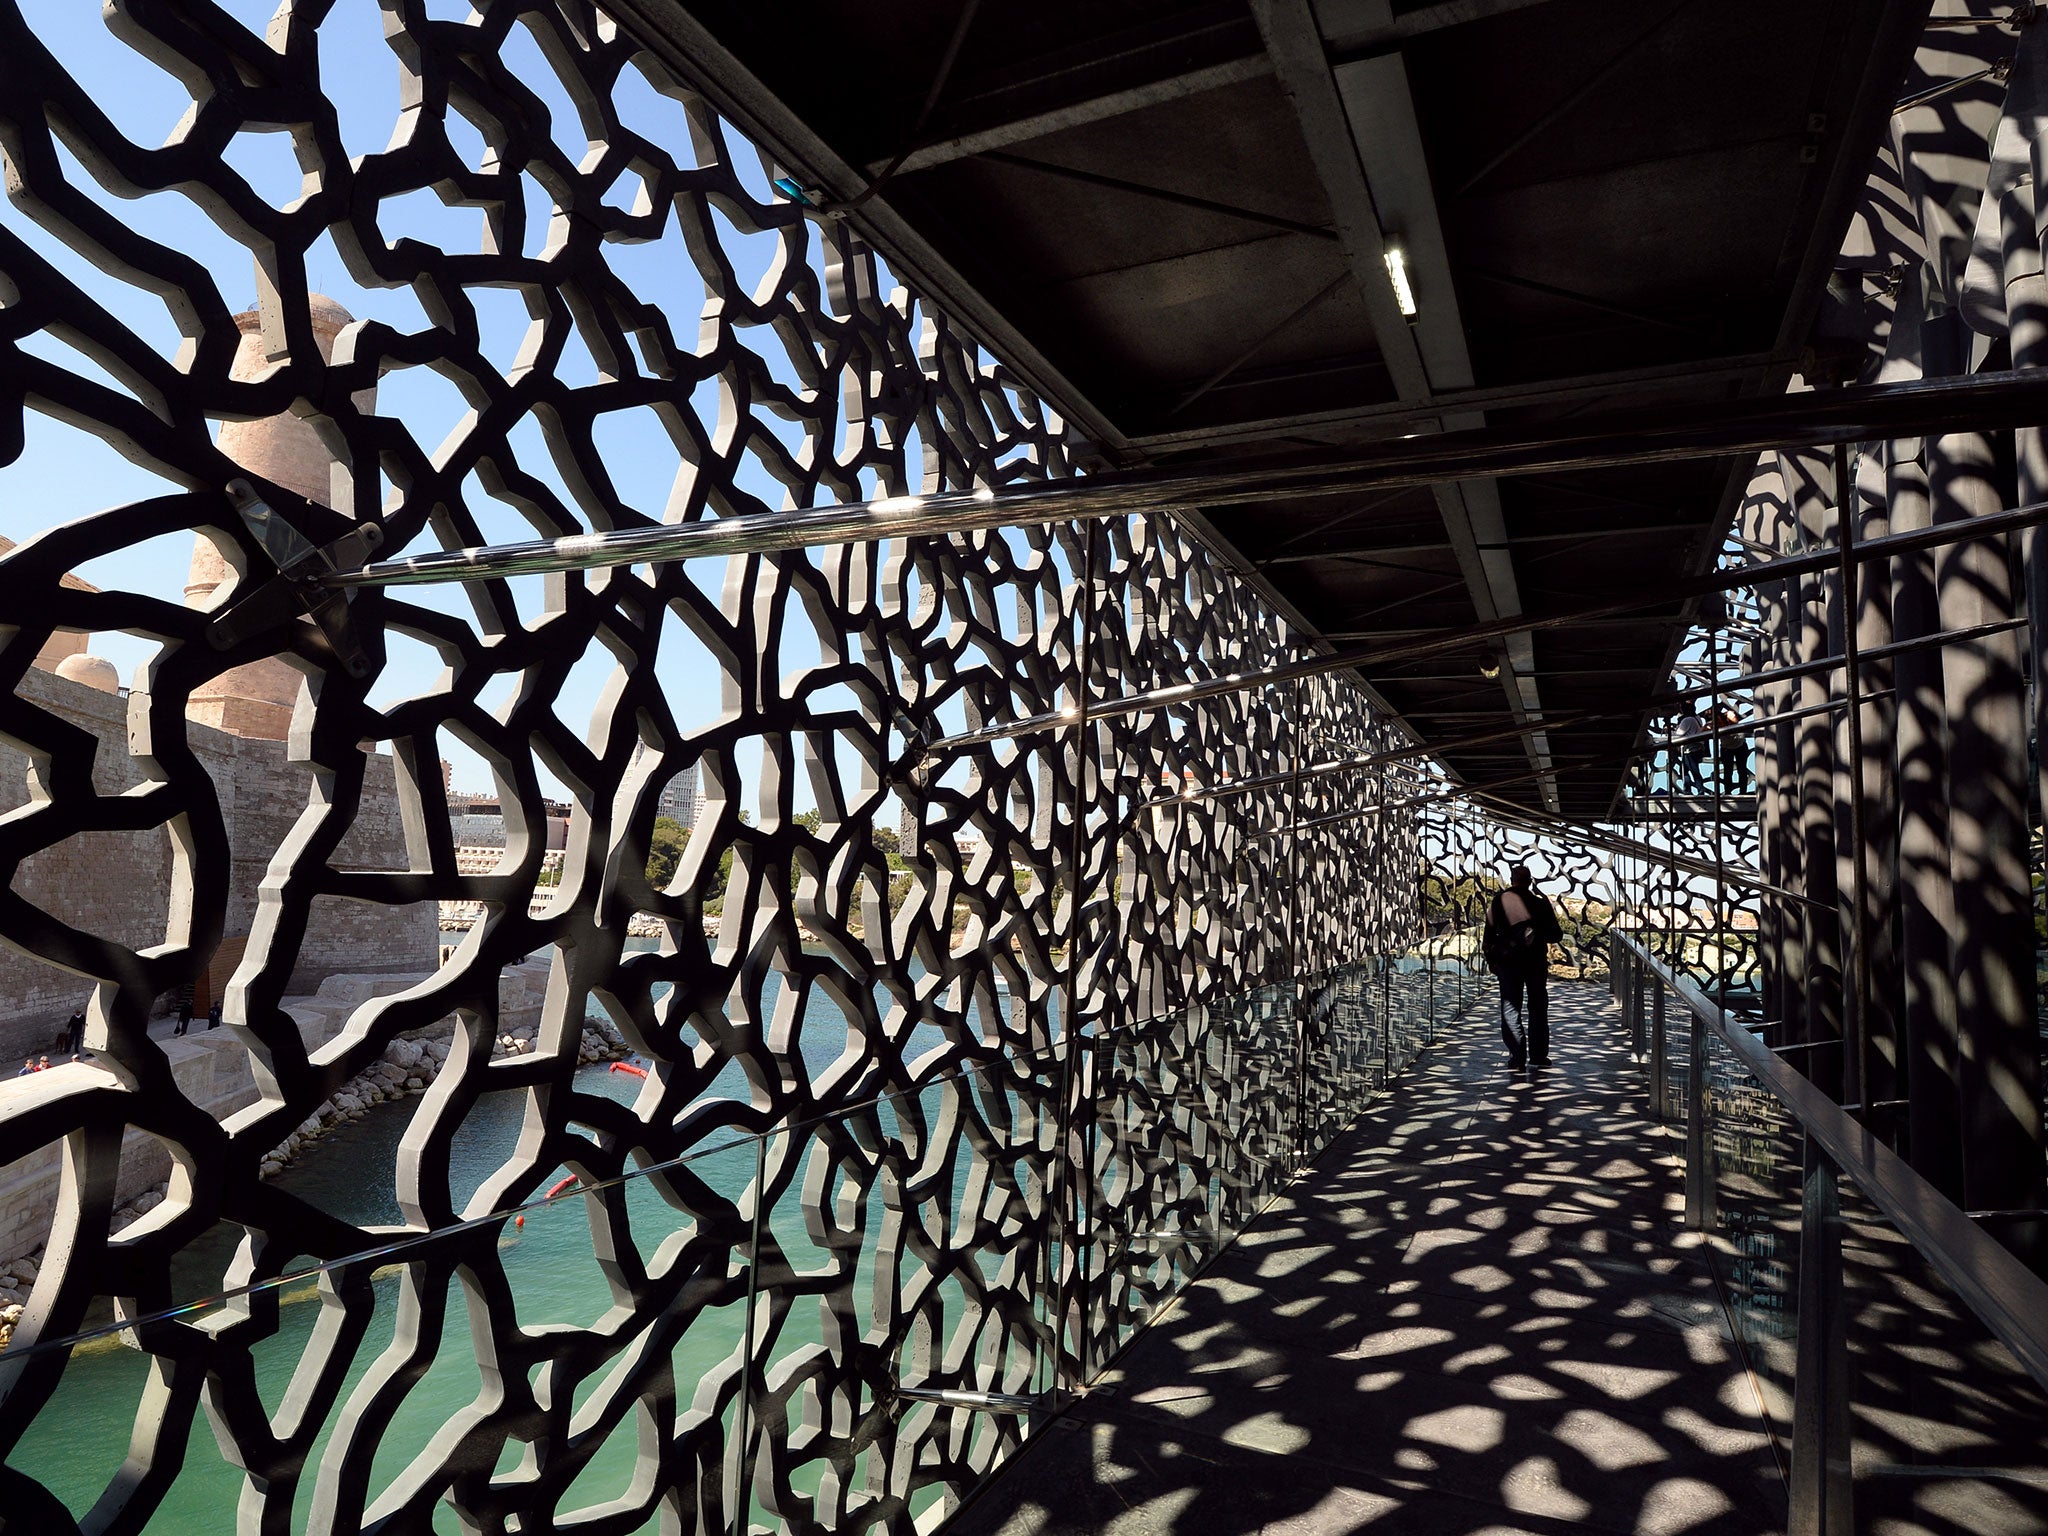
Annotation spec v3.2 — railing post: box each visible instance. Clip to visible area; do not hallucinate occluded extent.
[1629,953,1645,1059]
[1426,938,1436,1046]
[1685,1001,1715,1230]
[1649,980,1668,1122]
[1790,1134,1852,1536]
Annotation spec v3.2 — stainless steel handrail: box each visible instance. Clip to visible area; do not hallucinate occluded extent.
[1612,930,2048,1397]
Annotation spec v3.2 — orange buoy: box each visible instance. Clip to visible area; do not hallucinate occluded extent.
[609,1061,649,1078]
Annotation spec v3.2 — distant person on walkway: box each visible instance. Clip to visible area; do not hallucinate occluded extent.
[1713,705,1746,792]
[1483,863,1564,1071]
[173,991,194,1037]
[34,1056,49,1072]
[1671,712,1709,794]
[61,1006,84,1054]
[206,1000,223,1031]
[15,1059,31,1078]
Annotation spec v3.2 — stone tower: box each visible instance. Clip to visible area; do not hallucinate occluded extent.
[185,295,371,740]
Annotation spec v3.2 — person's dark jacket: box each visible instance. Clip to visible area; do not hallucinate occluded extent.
[1482,888,1564,973]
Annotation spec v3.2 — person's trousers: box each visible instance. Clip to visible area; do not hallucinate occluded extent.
[1498,964,1549,1064]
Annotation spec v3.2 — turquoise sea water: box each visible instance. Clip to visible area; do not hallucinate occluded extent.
[10,948,1053,1532]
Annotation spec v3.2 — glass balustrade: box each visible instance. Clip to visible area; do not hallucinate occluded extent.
[2,952,1484,1533]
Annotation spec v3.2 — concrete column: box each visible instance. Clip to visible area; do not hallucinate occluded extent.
[1782,448,1843,1078]
[1992,39,2048,1238]
[1887,425,1964,1197]
[1929,414,2041,1219]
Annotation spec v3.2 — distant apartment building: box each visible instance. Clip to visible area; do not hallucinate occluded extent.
[628,743,700,829]
[447,796,570,852]
[658,762,700,829]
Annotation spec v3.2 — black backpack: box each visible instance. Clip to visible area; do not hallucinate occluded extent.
[1482,895,1546,972]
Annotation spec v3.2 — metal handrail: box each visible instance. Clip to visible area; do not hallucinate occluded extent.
[1611,930,2048,1397]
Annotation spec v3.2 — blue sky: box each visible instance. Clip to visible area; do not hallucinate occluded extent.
[0,0,1062,813]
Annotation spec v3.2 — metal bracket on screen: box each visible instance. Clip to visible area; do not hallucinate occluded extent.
[887,1385,1045,1415]
[204,479,384,679]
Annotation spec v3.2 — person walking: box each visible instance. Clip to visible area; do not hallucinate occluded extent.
[61,1006,84,1054]
[1483,863,1564,1070]
[206,1000,223,1031]
[1713,704,1746,792]
[1671,711,1709,795]
[173,990,194,1037]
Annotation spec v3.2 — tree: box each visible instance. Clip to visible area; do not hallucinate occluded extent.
[647,817,688,891]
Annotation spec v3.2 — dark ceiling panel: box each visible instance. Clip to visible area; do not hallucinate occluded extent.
[648,0,1929,813]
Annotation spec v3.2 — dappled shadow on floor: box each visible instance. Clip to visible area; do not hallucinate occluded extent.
[954,985,1785,1536]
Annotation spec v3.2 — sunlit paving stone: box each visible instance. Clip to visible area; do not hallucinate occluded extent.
[1548,1360,1685,1401]
[1340,1325,1458,1360]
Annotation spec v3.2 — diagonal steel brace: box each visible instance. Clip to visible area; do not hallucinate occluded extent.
[205,480,384,679]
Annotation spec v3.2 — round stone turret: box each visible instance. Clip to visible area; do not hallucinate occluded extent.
[54,653,120,694]
[186,296,374,740]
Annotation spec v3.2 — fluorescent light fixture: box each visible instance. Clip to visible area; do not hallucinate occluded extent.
[1383,245,1418,318]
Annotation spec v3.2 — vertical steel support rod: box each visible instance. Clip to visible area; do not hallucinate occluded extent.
[1287,676,1309,1167]
[1374,767,1390,1087]
[1835,441,1874,1113]
[1631,943,1645,1059]
[1424,818,1437,1045]
[730,1130,770,1536]
[1684,996,1714,1228]
[1712,597,1730,1024]
[1650,979,1668,1122]
[1790,1134,1852,1536]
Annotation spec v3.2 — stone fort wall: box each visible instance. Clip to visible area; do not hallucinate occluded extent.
[0,664,434,1060]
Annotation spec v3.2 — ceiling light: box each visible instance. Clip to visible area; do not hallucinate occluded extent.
[1383,245,1418,318]
[1479,659,1501,679]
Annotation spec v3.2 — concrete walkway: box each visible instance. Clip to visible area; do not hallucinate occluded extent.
[955,983,1784,1536]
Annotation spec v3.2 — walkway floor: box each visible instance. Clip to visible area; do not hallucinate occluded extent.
[955,982,1785,1536]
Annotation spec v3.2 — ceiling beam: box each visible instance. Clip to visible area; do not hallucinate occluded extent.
[1256,520,1693,567]
[1323,0,1567,55]
[1130,352,1779,451]
[881,55,1276,177]
[1252,0,1560,809]
[876,0,1569,178]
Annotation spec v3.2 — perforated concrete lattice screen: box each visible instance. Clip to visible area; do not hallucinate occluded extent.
[0,4,1426,1532]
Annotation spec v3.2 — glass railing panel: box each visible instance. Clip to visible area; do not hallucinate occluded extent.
[1236,982,1298,1217]
[1086,1006,1215,1368]
[0,948,1451,1531]
[741,1053,1059,1536]
[1300,962,1377,1160]
[1702,1021,1803,1452]
[1203,991,1259,1244]
[1387,956,1430,1079]
[1,1130,766,1536]
[1834,1175,2048,1531]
